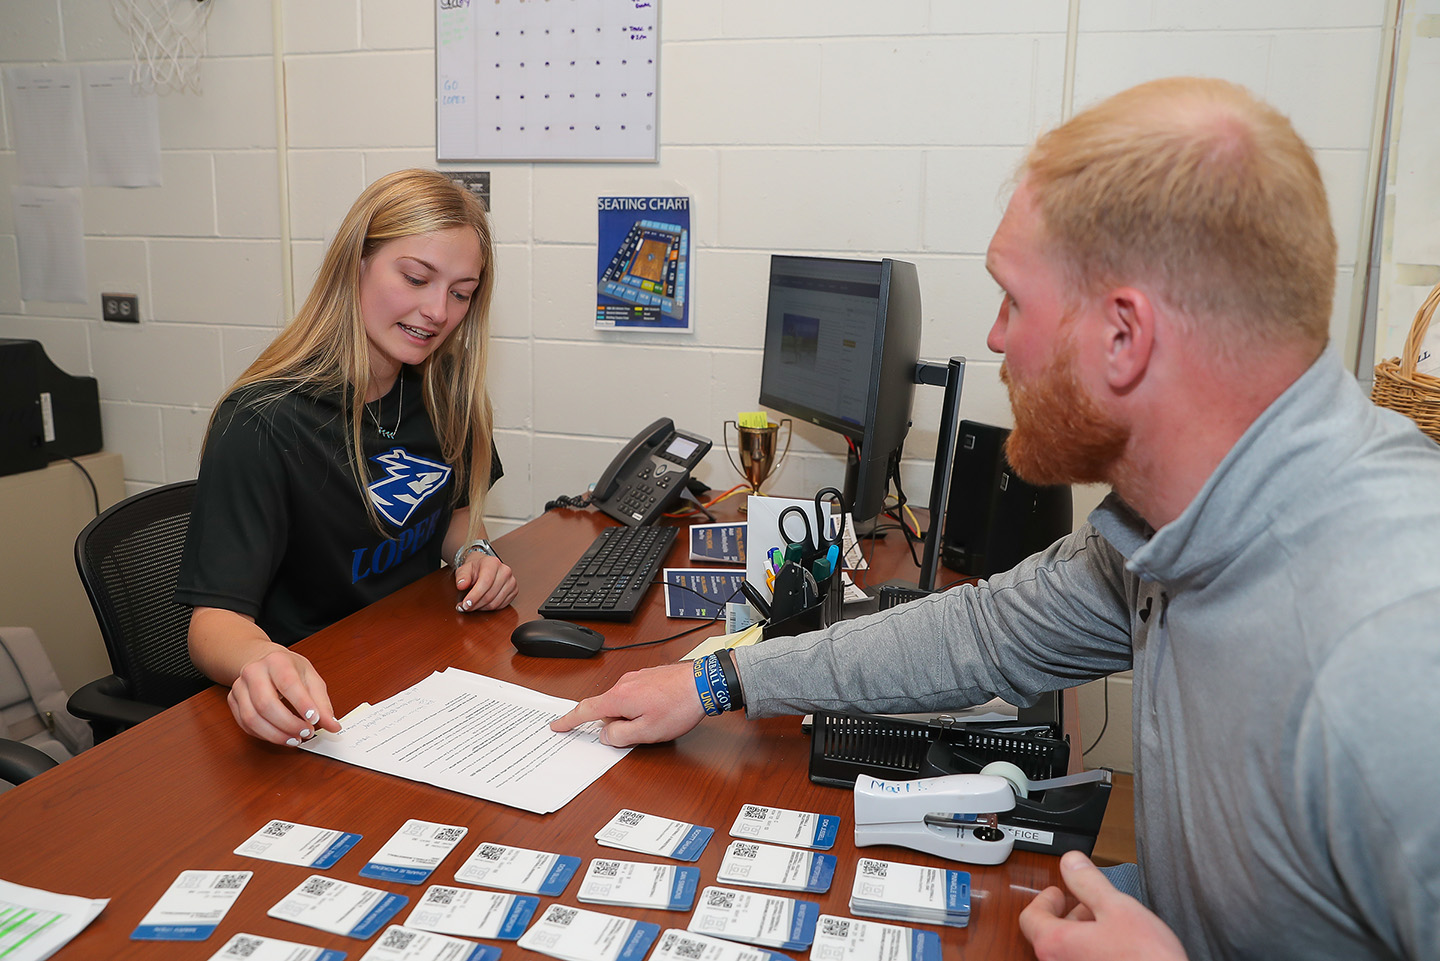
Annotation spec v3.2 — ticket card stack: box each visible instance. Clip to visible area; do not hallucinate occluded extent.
[454,842,581,896]
[848,858,971,928]
[687,886,819,952]
[596,810,714,862]
[517,903,659,961]
[578,859,701,911]
[811,915,942,961]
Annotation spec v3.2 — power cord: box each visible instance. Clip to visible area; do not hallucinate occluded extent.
[600,581,747,653]
[65,456,100,517]
[544,492,592,512]
[1081,675,1110,756]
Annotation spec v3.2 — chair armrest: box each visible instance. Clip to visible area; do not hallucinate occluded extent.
[67,675,167,729]
[0,738,59,785]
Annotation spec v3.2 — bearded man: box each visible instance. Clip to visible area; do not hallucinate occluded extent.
[554,77,1440,961]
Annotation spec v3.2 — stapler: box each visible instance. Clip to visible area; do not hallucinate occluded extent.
[853,774,1018,866]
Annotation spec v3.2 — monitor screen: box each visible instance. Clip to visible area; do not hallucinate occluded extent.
[759,255,922,521]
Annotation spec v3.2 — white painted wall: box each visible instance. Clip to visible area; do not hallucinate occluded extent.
[1,0,1391,548]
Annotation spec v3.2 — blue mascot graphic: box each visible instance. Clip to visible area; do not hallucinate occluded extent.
[367,448,453,527]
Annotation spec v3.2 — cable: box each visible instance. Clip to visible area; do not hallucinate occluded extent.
[599,581,747,653]
[1081,675,1110,756]
[66,456,100,517]
[544,492,592,512]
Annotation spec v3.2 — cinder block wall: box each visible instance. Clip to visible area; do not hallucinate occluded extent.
[0,0,1393,769]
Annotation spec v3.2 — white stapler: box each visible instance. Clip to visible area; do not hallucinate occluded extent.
[853,773,1017,865]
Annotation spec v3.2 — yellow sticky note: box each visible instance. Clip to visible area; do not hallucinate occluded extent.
[737,411,770,429]
[681,623,765,661]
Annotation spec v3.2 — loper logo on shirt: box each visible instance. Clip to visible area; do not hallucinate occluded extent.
[367,448,453,528]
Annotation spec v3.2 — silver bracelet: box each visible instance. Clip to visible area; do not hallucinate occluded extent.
[453,538,500,569]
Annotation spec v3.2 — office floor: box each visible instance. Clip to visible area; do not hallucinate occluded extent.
[1090,771,1137,867]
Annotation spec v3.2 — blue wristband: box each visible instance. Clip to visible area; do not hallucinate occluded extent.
[693,654,731,717]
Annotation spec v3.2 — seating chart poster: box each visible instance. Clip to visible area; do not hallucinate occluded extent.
[437,0,659,163]
[596,196,691,332]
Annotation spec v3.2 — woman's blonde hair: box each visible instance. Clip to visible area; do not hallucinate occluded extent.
[217,168,496,537]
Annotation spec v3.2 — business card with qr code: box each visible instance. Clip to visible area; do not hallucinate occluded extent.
[686,886,819,951]
[516,903,659,961]
[204,932,346,960]
[453,841,581,896]
[234,819,361,868]
[358,924,499,961]
[404,886,538,940]
[812,915,941,961]
[360,820,468,884]
[716,840,836,893]
[595,809,713,861]
[577,859,700,910]
[267,876,407,938]
[132,870,252,940]
[729,803,839,849]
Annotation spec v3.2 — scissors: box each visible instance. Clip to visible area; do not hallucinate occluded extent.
[778,487,847,565]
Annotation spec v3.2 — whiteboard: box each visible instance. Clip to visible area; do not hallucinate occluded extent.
[437,0,659,163]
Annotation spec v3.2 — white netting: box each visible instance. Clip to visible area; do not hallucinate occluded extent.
[112,0,214,94]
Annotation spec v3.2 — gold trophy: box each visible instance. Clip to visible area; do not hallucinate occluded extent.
[724,416,792,505]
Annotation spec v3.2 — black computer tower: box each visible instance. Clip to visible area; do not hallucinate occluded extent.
[940,421,1073,578]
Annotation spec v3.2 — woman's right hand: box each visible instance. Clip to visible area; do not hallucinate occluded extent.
[228,647,342,746]
[188,607,342,746]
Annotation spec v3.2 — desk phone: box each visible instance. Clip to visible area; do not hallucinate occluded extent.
[593,417,712,526]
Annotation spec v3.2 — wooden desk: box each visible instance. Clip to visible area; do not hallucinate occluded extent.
[0,506,1058,959]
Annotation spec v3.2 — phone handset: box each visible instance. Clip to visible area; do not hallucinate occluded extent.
[594,417,675,503]
[592,417,713,527]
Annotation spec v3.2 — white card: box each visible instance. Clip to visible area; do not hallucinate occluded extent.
[577,859,699,911]
[595,810,713,861]
[268,876,407,939]
[358,924,497,961]
[361,820,468,884]
[132,871,252,940]
[811,915,942,961]
[729,804,840,849]
[651,929,788,961]
[453,842,580,896]
[405,886,538,940]
[716,841,835,893]
[686,887,819,951]
[206,933,346,960]
[235,820,362,868]
[516,904,659,961]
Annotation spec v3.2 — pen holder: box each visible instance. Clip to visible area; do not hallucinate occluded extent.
[763,562,843,640]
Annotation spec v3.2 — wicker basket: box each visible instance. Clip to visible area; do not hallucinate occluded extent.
[1372,282,1440,444]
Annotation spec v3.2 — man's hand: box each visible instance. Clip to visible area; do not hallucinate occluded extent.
[455,553,518,613]
[1019,851,1187,961]
[227,647,342,746]
[550,663,706,747]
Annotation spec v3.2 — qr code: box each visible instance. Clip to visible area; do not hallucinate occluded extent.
[731,842,760,859]
[741,805,769,821]
[300,877,334,897]
[548,906,579,927]
[478,844,507,861]
[224,935,264,958]
[705,889,737,909]
[381,928,416,951]
[616,810,645,827]
[262,821,294,838]
[821,917,852,939]
[435,827,466,843]
[860,860,889,879]
[427,887,458,905]
[666,934,709,960]
[215,873,248,890]
[593,861,621,878]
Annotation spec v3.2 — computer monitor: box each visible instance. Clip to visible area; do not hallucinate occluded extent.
[758,255,922,522]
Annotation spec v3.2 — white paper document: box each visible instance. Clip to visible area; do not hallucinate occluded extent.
[3,66,87,187]
[0,878,109,961]
[81,65,162,187]
[12,186,88,304]
[300,668,630,814]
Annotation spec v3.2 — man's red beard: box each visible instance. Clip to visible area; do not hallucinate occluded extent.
[1000,344,1129,487]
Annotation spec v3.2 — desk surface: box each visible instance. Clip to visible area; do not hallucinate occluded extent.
[0,505,1056,960]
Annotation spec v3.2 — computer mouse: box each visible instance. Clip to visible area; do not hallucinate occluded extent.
[510,619,606,658]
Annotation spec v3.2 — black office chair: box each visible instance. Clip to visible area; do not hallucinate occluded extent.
[0,737,59,790]
[69,480,212,741]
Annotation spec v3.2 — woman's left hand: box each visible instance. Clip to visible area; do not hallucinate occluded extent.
[455,552,518,612]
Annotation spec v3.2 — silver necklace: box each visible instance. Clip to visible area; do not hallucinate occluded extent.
[368,384,403,440]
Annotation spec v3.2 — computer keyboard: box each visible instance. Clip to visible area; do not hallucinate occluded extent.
[537,525,679,621]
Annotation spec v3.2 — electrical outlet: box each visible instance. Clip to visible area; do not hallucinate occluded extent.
[101,293,140,323]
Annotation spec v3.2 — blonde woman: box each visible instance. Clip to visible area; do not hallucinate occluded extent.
[178,169,516,746]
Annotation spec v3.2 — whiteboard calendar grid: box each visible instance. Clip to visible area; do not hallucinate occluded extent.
[437,0,659,163]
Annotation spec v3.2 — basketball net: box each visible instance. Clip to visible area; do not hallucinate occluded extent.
[112,0,214,94]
